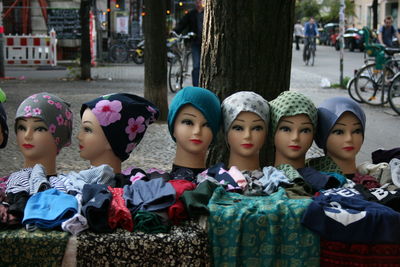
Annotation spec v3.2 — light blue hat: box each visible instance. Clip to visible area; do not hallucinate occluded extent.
[167,86,221,141]
[22,188,78,229]
[315,97,366,152]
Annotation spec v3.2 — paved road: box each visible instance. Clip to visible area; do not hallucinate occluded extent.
[0,45,398,176]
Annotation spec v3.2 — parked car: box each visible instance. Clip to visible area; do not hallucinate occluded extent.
[319,23,339,46]
[334,28,365,52]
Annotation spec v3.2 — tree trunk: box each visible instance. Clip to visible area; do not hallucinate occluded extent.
[80,0,91,80]
[202,0,295,167]
[372,0,378,30]
[143,0,168,121]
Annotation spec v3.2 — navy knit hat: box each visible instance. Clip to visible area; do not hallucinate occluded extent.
[167,86,221,142]
[0,102,8,148]
[315,97,366,152]
[81,93,160,162]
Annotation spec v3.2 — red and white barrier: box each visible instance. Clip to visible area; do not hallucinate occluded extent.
[4,28,57,66]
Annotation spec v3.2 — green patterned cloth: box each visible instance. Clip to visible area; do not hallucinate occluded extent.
[208,187,319,266]
[0,228,69,266]
[306,155,343,174]
[269,91,317,135]
[276,164,303,182]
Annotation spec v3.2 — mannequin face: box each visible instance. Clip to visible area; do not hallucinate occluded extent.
[326,112,363,163]
[274,114,314,163]
[227,111,266,158]
[16,117,57,162]
[78,108,112,161]
[173,105,213,156]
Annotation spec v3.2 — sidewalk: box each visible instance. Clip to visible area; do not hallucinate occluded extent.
[0,62,398,176]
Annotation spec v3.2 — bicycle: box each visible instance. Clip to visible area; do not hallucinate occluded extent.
[108,34,143,64]
[304,36,316,66]
[167,31,195,93]
[354,27,400,106]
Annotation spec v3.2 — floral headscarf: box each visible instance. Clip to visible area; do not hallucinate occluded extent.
[81,93,160,162]
[15,92,73,153]
[221,91,270,136]
[269,91,317,136]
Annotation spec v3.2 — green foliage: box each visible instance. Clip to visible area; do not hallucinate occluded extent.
[295,0,321,22]
[320,0,356,24]
[331,76,351,89]
[296,0,356,24]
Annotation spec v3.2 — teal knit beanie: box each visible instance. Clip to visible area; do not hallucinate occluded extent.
[168,86,221,142]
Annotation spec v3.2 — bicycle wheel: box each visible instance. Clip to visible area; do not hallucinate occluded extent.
[310,46,315,66]
[388,73,400,115]
[347,76,365,103]
[354,63,395,106]
[132,49,144,64]
[168,58,183,93]
[181,52,192,87]
[304,48,310,65]
[109,44,128,63]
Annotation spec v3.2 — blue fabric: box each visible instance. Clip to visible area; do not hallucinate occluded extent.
[167,86,221,141]
[0,102,8,148]
[302,188,400,243]
[22,188,78,229]
[321,171,347,187]
[298,167,340,192]
[259,166,292,195]
[81,93,160,162]
[315,97,366,151]
[191,43,201,87]
[123,178,176,214]
[304,22,319,37]
[81,184,113,232]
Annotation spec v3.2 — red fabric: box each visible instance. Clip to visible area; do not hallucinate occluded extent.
[352,173,381,189]
[107,186,133,232]
[167,180,196,224]
[320,239,400,266]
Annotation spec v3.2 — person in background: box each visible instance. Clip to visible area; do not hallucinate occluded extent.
[378,16,400,47]
[303,17,319,61]
[173,0,204,87]
[294,20,304,50]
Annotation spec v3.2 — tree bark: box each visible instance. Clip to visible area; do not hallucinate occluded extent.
[143,0,168,121]
[202,0,295,166]
[80,0,91,80]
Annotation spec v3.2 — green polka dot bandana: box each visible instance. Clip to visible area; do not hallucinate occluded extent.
[269,91,317,135]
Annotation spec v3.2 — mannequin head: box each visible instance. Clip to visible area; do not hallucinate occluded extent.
[270,91,317,169]
[15,93,73,174]
[0,103,8,149]
[222,91,270,170]
[80,93,159,173]
[316,97,366,174]
[168,86,221,168]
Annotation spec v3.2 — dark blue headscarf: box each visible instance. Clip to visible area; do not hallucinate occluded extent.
[316,97,366,152]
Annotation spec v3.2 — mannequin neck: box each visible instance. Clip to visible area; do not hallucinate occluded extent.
[24,157,57,176]
[90,150,121,174]
[174,146,207,169]
[229,153,260,171]
[274,153,305,169]
[329,155,357,175]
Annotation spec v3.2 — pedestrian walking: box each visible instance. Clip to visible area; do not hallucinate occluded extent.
[294,20,304,50]
[173,0,204,87]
